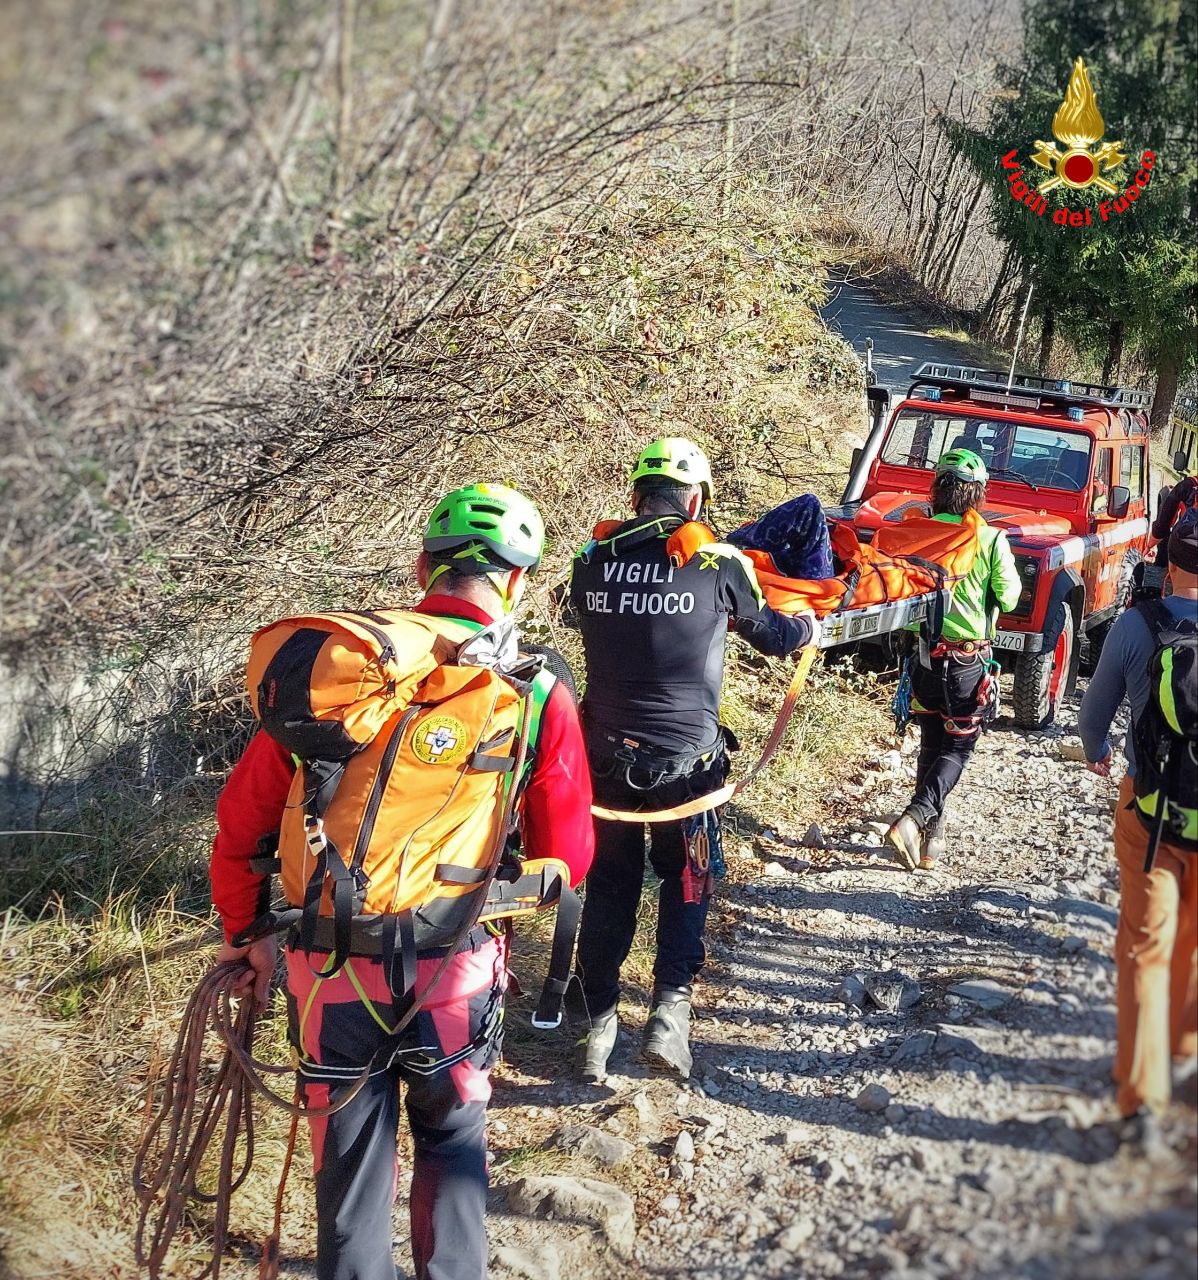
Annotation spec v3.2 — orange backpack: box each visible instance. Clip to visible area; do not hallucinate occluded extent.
[242,609,576,1026]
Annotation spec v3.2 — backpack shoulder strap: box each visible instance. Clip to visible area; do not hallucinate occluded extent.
[665,520,718,568]
[1133,597,1190,648]
[523,667,557,761]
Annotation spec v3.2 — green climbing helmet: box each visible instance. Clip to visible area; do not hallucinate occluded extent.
[423,483,545,570]
[630,437,714,501]
[935,447,988,485]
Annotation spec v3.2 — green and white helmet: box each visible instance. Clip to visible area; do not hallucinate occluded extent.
[935,448,988,485]
[630,437,714,501]
[423,483,545,570]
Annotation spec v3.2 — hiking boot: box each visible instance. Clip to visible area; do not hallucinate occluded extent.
[1116,1107,1168,1161]
[642,985,693,1078]
[886,812,922,872]
[920,819,946,871]
[576,1006,619,1082]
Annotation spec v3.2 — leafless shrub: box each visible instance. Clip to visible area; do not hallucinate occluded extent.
[1,0,876,845]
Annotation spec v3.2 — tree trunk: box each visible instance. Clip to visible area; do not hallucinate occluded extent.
[933,178,987,299]
[1101,319,1124,385]
[1150,347,1182,434]
[981,245,1016,336]
[1036,308,1055,372]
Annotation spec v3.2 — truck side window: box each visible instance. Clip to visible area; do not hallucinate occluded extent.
[1091,448,1113,513]
[1119,444,1143,498]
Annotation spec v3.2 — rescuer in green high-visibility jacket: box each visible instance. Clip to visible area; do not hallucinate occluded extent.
[888,449,1021,872]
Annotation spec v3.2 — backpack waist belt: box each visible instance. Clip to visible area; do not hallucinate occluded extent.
[289,914,490,958]
[236,863,581,1032]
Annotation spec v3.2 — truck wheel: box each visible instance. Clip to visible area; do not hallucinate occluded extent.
[1013,603,1074,729]
[1081,551,1140,674]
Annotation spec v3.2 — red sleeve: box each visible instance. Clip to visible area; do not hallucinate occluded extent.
[520,681,594,887]
[210,730,295,943]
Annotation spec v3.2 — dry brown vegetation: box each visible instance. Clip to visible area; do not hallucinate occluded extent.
[0,1,1011,1273]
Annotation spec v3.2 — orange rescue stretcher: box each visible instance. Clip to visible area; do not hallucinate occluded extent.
[590,508,985,823]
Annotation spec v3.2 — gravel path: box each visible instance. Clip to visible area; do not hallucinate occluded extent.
[477,284,1194,1280]
[486,684,1198,1280]
[820,274,997,394]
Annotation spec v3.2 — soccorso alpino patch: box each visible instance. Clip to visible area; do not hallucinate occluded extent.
[411,713,471,766]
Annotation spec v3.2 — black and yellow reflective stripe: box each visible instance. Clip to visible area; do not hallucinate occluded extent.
[1158,652,1182,734]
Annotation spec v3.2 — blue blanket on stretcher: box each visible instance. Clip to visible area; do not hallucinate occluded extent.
[727,493,835,580]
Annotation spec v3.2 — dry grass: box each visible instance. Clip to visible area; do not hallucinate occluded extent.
[0,322,885,1278]
[0,1,904,1273]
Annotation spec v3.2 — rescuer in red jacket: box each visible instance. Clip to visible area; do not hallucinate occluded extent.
[210,484,593,1280]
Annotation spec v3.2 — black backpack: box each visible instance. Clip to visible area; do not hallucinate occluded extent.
[1131,598,1198,870]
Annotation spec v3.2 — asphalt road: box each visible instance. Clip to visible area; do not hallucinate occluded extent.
[820,274,999,394]
[821,274,1171,497]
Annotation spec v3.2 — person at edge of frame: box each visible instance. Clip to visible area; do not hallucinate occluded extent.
[1078,520,1198,1157]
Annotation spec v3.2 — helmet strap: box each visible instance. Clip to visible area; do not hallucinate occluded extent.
[425,562,453,592]
[490,570,514,613]
[665,492,694,522]
[470,567,519,614]
[425,554,523,614]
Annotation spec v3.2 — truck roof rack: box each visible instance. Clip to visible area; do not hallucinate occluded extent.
[908,363,1152,412]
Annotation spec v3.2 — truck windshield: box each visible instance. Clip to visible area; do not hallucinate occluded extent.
[880,412,1093,492]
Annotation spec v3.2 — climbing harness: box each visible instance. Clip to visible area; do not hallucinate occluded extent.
[590,645,818,823]
[588,729,730,794]
[916,639,999,738]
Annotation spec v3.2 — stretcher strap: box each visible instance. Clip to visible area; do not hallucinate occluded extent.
[591,645,818,824]
[532,884,582,1029]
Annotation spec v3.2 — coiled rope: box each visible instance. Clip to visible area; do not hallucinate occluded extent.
[132,961,315,1280]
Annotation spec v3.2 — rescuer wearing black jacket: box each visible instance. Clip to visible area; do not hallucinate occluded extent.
[569,438,816,1079]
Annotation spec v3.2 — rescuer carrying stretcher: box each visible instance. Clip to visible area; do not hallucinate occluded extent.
[569,438,819,1080]
[887,449,1021,871]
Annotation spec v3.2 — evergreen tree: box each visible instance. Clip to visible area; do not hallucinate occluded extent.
[949,0,1196,429]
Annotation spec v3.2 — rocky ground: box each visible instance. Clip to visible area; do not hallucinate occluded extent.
[478,680,1198,1280]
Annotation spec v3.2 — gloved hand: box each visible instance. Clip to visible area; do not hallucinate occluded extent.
[793,610,821,649]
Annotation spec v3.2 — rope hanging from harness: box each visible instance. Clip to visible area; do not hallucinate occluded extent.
[590,644,819,823]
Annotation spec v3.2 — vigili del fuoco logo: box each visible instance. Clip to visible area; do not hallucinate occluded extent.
[1000,57,1156,229]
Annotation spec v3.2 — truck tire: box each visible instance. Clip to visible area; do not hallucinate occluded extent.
[1081,550,1140,674]
[1013,602,1074,729]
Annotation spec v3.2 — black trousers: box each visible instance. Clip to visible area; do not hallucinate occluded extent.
[907,652,985,830]
[575,747,725,1017]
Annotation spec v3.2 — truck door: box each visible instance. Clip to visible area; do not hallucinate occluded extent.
[1088,444,1120,613]
[1118,440,1146,521]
